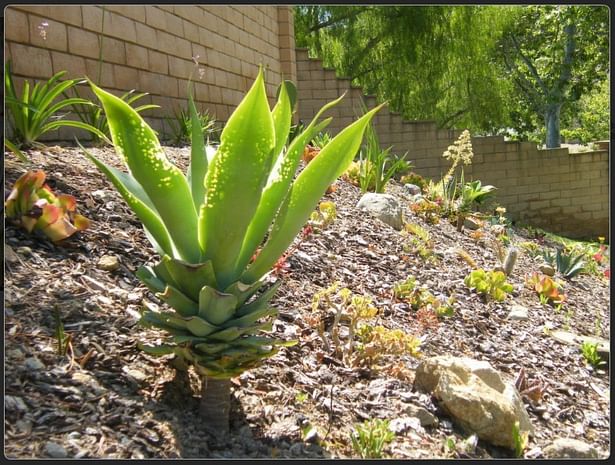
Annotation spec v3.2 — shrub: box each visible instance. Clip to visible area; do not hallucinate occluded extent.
[351,419,395,459]
[542,248,585,279]
[526,273,567,306]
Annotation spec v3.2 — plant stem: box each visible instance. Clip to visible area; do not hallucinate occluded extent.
[200,376,231,436]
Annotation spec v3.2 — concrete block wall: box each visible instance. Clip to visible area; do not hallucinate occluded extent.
[4,5,292,138]
[295,49,609,239]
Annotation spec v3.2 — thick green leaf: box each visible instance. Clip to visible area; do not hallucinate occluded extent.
[198,67,275,288]
[184,315,221,337]
[222,307,278,329]
[187,82,207,212]
[79,142,176,256]
[156,285,199,317]
[194,342,232,354]
[243,104,384,283]
[138,343,175,356]
[198,286,238,325]
[234,280,281,318]
[233,98,341,275]
[223,278,266,306]
[90,81,200,262]
[270,80,293,167]
[157,255,218,301]
[135,265,166,294]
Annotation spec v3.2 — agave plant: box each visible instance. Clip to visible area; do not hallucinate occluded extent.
[80,68,382,434]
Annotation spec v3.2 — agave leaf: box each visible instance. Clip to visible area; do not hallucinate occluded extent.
[183,315,221,337]
[199,67,275,287]
[198,286,238,326]
[156,285,199,317]
[137,343,175,356]
[270,80,293,167]
[194,341,232,354]
[223,279,267,307]
[136,265,167,294]
[79,142,176,257]
[157,255,218,301]
[234,280,281,317]
[243,104,384,283]
[89,81,200,262]
[222,307,278,329]
[233,99,341,276]
[187,82,207,212]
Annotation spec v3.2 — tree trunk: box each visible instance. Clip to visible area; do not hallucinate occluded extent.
[544,103,562,149]
[199,376,231,436]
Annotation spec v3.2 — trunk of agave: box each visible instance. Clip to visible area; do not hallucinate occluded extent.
[199,376,231,436]
[456,213,465,232]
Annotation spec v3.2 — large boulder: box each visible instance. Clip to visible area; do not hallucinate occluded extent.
[414,355,533,449]
[356,193,403,230]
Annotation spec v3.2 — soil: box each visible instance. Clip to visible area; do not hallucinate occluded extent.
[4,144,610,459]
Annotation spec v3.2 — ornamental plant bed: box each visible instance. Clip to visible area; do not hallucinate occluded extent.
[4,142,610,459]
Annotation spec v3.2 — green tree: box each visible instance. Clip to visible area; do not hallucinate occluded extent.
[498,5,609,148]
[561,76,610,144]
[294,6,513,134]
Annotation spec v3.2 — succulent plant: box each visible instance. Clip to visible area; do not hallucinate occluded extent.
[81,68,381,433]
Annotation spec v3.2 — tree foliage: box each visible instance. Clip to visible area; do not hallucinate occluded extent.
[497,5,609,147]
[294,5,609,146]
[294,6,512,134]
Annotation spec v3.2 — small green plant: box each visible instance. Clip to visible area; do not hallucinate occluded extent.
[455,174,496,231]
[464,269,513,302]
[526,273,567,306]
[512,421,529,458]
[518,241,542,259]
[393,276,417,300]
[163,105,217,146]
[542,248,585,279]
[409,198,442,225]
[355,107,411,193]
[4,139,28,163]
[580,341,606,368]
[309,200,336,229]
[5,170,90,242]
[69,87,158,146]
[402,222,435,259]
[295,391,309,403]
[310,131,332,148]
[350,419,395,459]
[427,129,474,201]
[53,305,72,356]
[4,61,108,149]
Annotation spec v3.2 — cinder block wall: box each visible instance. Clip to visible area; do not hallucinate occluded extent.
[295,49,609,239]
[4,5,295,138]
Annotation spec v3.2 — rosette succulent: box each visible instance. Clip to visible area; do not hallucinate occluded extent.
[81,68,381,433]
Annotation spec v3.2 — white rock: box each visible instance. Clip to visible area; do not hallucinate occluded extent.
[539,264,555,276]
[356,193,403,230]
[97,255,120,271]
[543,438,600,459]
[414,355,533,449]
[507,304,529,321]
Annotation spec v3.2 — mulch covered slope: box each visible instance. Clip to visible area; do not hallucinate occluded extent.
[4,145,610,459]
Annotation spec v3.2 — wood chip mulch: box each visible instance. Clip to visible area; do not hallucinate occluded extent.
[3,145,610,459]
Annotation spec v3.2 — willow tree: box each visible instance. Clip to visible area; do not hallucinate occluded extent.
[294,5,513,134]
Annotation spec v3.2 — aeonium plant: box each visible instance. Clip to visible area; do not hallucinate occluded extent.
[80,68,382,434]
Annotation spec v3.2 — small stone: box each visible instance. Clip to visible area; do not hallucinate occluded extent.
[507,304,529,321]
[289,443,303,456]
[389,416,423,433]
[7,348,25,360]
[5,395,28,413]
[539,264,555,276]
[126,292,143,305]
[44,442,68,458]
[463,217,481,230]
[304,427,319,444]
[5,245,20,264]
[16,246,32,256]
[24,357,45,371]
[404,404,438,426]
[122,367,148,383]
[356,193,403,230]
[97,255,120,271]
[72,372,107,396]
[403,183,422,195]
[544,438,600,459]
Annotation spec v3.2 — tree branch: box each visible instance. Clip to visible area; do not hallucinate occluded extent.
[309,9,363,32]
[510,33,549,96]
